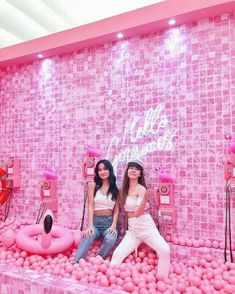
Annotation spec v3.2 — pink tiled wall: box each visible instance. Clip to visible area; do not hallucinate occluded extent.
[0,12,235,244]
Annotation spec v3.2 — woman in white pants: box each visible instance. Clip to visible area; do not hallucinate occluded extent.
[110,159,170,278]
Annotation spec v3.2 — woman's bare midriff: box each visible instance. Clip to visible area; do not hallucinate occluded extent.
[94,209,113,216]
[127,210,150,218]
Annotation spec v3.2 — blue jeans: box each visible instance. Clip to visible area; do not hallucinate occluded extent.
[73,215,118,263]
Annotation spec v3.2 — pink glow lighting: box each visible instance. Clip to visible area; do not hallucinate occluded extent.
[37,54,43,58]
[168,19,176,25]
[116,32,124,39]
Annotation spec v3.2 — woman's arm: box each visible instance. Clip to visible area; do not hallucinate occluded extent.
[108,193,120,235]
[85,182,95,236]
[108,203,119,235]
[134,186,148,217]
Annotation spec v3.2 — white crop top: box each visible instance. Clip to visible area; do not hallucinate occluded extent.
[124,195,150,212]
[94,189,116,210]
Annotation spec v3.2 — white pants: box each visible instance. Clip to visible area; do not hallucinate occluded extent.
[110,214,170,277]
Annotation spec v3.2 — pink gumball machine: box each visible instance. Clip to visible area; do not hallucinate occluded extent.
[155,172,176,225]
[36,168,57,224]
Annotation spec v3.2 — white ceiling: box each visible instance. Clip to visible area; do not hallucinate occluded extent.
[0,0,165,49]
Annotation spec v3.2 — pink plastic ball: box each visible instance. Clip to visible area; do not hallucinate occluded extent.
[156,281,167,292]
[156,273,164,281]
[165,235,171,242]
[172,237,179,245]
[174,267,182,275]
[192,277,201,288]
[205,240,212,247]
[213,279,223,290]
[123,282,135,293]
[186,239,193,247]
[179,238,186,246]
[212,240,219,248]
[224,284,235,293]
[99,277,109,287]
[141,265,150,274]
[192,240,200,248]
[20,251,27,258]
[109,275,117,285]
[228,275,235,285]
[146,274,155,283]
[219,241,225,249]
[99,264,107,273]
[65,264,73,273]
[2,229,16,248]
[15,258,24,267]
[211,261,219,269]
[205,254,213,262]
[116,277,123,286]
[120,270,128,279]
[88,274,96,283]
[138,251,146,259]
[138,281,147,290]
[176,283,186,293]
[76,270,85,280]
[199,239,204,246]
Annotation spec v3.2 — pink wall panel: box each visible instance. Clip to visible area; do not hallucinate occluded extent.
[0,11,235,246]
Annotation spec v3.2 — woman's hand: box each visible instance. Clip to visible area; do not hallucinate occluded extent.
[85,225,94,237]
[107,225,117,235]
[134,210,142,218]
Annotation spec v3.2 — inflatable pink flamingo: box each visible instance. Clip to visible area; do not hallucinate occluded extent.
[16,210,74,255]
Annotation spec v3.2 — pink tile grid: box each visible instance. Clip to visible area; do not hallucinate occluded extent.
[0,11,235,245]
[0,262,124,294]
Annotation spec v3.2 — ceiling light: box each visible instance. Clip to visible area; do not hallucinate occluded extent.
[37,54,43,58]
[168,19,176,25]
[117,32,123,39]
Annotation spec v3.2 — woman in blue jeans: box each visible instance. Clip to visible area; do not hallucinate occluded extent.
[73,159,119,263]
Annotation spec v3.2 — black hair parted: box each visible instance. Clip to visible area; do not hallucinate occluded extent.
[94,159,119,201]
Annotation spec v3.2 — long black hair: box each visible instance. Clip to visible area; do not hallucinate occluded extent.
[94,159,119,201]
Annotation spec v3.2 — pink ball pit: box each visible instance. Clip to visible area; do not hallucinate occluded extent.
[16,224,74,255]
[1,217,235,293]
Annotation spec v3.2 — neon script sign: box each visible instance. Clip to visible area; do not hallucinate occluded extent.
[106,104,177,171]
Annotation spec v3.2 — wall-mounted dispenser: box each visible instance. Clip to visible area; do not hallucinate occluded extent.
[6,157,21,188]
[154,172,175,224]
[36,168,57,224]
[82,146,101,182]
[40,179,57,212]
